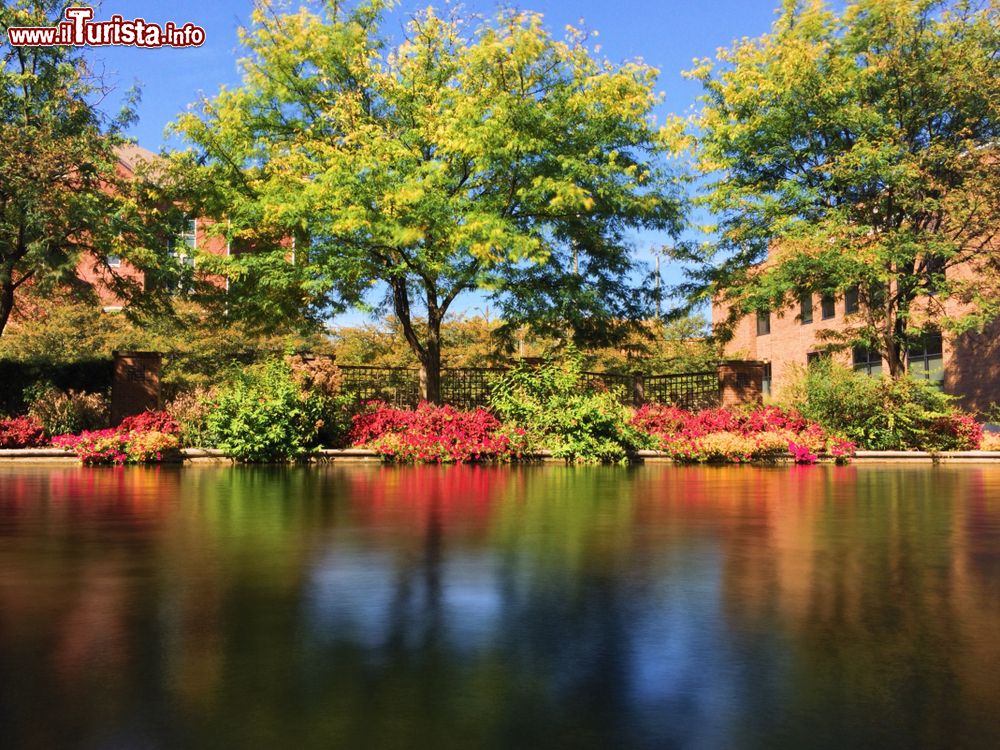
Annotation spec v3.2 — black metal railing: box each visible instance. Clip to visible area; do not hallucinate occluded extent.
[338,365,421,408]
[336,364,721,411]
[643,371,720,412]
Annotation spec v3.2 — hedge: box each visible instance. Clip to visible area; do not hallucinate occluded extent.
[0,358,114,416]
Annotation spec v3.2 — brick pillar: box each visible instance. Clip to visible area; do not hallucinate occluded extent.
[112,351,162,424]
[718,360,765,408]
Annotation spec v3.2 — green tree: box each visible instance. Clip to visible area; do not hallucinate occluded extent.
[0,0,178,335]
[676,0,1000,376]
[586,314,720,373]
[172,0,683,402]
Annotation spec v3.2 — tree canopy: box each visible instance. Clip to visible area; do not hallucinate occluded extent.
[675,0,1000,376]
[173,0,684,401]
[0,0,178,335]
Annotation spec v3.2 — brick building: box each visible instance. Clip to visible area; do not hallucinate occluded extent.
[75,144,230,310]
[713,266,1000,413]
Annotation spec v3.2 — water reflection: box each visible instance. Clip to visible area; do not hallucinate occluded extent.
[1,464,999,748]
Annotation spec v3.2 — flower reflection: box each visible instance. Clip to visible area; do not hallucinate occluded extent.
[1,464,1000,748]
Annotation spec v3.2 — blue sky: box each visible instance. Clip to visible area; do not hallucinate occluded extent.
[91,0,781,323]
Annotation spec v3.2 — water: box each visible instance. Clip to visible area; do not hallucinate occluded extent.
[1,464,999,749]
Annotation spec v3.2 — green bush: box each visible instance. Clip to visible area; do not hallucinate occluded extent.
[286,355,355,449]
[206,359,335,462]
[798,360,978,451]
[489,352,642,464]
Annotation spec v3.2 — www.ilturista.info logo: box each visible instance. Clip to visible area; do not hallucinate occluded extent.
[6,7,205,48]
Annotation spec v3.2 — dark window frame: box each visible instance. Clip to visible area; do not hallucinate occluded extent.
[908,330,944,387]
[800,294,813,325]
[852,346,883,377]
[756,310,771,336]
[821,294,836,320]
[844,286,859,314]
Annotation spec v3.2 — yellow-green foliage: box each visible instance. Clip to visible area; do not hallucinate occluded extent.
[678,0,1000,373]
[171,0,683,394]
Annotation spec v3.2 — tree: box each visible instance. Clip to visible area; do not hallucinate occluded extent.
[332,314,505,368]
[0,1,176,335]
[585,315,720,373]
[173,0,683,402]
[675,0,1000,376]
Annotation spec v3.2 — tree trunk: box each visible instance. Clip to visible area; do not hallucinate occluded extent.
[419,353,442,404]
[886,346,905,378]
[389,275,452,405]
[885,306,909,378]
[0,281,14,337]
[420,317,443,404]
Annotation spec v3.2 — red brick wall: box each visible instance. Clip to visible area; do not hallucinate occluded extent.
[713,292,855,397]
[74,146,232,308]
[76,216,231,308]
[713,284,1000,413]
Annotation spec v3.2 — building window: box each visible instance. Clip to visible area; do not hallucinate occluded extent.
[852,346,883,377]
[762,363,772,397]
[800,294,813,324]
[107,255,121,268]
[807,351,830,366]
[169,218,198,267]
[908,330,944,388]
[844,286,859,314]
[756,310,770,336]
[166,218,198,292]
[181,217,197,250]
[821,294,836,319]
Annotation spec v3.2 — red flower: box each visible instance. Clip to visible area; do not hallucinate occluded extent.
[0,416,46,448]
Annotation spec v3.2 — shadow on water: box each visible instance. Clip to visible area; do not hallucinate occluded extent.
[1,463,999,749]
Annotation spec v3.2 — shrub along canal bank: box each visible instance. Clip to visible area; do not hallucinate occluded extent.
[3,447,1000,464]
[3,354,997,467]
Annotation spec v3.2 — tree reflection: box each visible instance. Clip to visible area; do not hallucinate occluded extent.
[0,464,999,748]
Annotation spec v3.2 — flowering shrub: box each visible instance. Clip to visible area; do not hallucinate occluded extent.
[118,410,180,434]
[53,424,180,466]
[53,429,127,465]
[630,404,689,440]
[123,429,181,463]
[632,403,855,464]
[981,431,1000,451]
[659,430,790,463]
[925,413,983,451]
[788,441,819,464]
[28,387,109,436]
[0,416,47,448]
[53,410,181,465]
[350,402,518,463]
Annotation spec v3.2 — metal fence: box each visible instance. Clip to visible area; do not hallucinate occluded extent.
[440,367,509,411]
[336,364,722,411]
[643,371,720,412]
[338,365,421,408]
